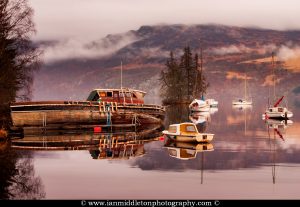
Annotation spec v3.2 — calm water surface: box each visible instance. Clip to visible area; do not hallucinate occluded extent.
[5,98,300,199]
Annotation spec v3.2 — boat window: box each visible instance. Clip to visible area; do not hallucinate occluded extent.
[107,92,113,97]
[168,126,177,133]
[168,149,177,157]
[278,108,283,112]
[100,92,106,97]
[125,92,131,98]
[113,92,118,98]
[269,109,273,112]
[92,93,99,101]
[87,90,98,101]
[132,93,137,98]
[119,92,125,97]
[185,125,196,132]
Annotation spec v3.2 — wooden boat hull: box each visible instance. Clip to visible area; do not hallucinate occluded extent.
[10,102,165,128]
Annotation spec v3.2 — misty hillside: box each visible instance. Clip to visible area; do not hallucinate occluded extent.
[32,24,300,105]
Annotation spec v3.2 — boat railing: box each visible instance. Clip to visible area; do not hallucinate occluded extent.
[10,100,165,112]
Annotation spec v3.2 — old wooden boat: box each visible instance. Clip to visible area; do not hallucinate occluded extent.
[162,122,214,143]
[10,88,165,130]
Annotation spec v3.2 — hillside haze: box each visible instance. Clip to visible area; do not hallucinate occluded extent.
[33,24,300,105]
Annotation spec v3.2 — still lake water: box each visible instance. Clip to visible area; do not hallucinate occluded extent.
[5,97,300,199]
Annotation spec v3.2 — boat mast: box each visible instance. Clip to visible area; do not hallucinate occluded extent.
[121,61,125,104]
[244,73,247,101]
[272,52,276,103]
[121,61,123,89]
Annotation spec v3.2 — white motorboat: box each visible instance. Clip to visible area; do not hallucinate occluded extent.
[162,122,214,143]
[189,99,210,112]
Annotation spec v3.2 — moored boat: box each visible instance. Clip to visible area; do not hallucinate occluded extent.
[232,73,252,106]
[10,88,165,130]
[189,99,210,112]
[262,96,293,120]
[232,98,252,105]
[205,99,218,107]
[162,122,214,143]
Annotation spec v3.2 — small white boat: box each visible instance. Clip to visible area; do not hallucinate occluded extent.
[262,55,293,120]
[189,99,210,112]
[232,98,252,105]
[232,73,252,106]
[162,122,214,142]
[262,96,293,119]
[163,141,214,160]
[263,106,293,119]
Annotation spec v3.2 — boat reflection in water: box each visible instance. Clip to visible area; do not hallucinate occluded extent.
[264,113,292,184]
[89,134,148,160]
[163,139,214,160]
[232,104,253,111]
[163,138,214,184]
[265,118,293,130]
[189,111,210,125]
[11,125,162,160]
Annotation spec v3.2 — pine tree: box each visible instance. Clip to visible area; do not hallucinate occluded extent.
[160,46,208,105]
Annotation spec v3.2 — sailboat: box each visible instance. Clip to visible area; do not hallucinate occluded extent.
[189,48,217,112]
[263,54,293,120]
[232,73,252,105]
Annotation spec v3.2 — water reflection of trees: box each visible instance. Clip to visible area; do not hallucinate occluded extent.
[0,140,45,199]
[164,104,190,126]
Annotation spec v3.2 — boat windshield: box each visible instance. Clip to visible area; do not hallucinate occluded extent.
[185,125,197,132]
[180,124,197,134]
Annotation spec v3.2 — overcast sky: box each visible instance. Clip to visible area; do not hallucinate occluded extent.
[29,0,300,41]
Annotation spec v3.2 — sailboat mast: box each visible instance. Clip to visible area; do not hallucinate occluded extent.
[272,52,276,102]
[120,61,125,104]
[121,61,123,89]
[244,73,247,100]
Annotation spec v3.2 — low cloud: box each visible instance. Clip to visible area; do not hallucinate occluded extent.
[276,45,300,61]
[139,47,169,58]
[211,45,252,55]
[262,74,281,86]
[41,32,139,63]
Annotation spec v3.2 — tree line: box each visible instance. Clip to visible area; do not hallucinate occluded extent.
[160,46,208,105]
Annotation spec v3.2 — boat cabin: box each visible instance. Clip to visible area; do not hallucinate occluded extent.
[86,88,146,104]
[165,123,199,136]
[267,107,286,113]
